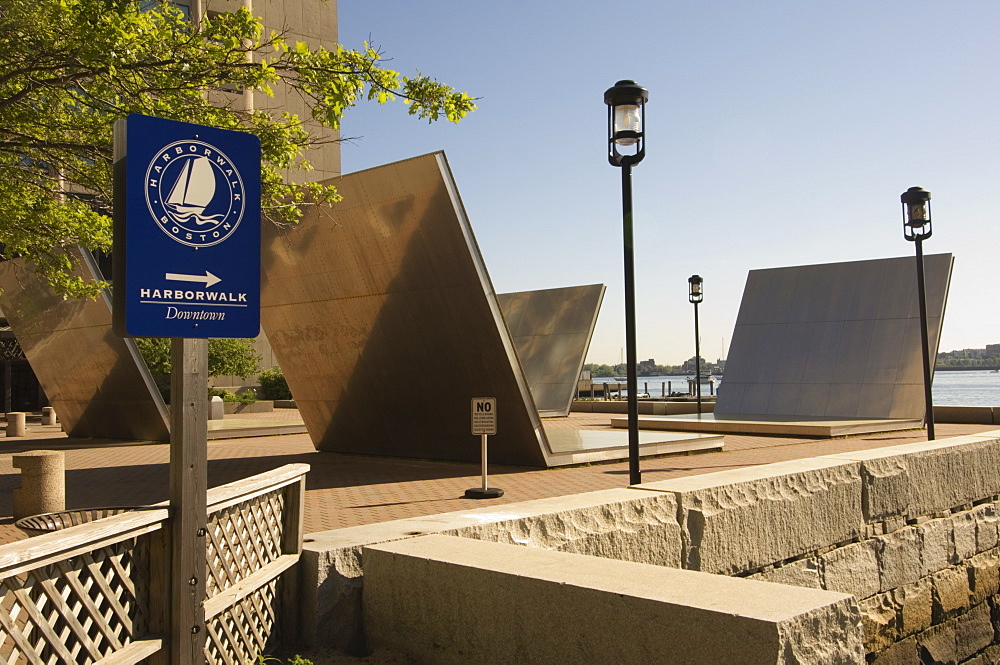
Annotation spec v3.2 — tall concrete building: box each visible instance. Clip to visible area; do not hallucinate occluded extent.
[209,0,342,182]
[169,0,341,180]
[196,0,343,379]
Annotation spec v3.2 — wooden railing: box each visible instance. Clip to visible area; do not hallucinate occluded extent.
[0,463,309,665]
[202,465,306,665]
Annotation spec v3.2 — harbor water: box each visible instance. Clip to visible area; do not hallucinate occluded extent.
[590,370,1000,406]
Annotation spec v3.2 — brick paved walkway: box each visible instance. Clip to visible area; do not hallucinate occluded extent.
[0,410,996,544]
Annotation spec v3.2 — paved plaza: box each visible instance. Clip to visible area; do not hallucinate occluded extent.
[0,409,995,545]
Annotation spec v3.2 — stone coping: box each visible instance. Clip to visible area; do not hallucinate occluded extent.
[305,430,1000,553]
[364,535,864,665]
[304,487,667,552]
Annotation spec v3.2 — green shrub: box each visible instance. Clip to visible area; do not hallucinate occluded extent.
[209,388,256,404]
[258,367,292,400]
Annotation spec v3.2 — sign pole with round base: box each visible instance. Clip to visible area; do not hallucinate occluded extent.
[467,398,503,499]
[466,488,504,499]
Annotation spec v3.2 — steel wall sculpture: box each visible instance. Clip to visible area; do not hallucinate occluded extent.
[261,152,550,465]
[0,250,169,441]
[497,284,604,417]
[717,254,953,420]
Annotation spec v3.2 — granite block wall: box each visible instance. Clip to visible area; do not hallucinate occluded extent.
[745,498,1000,663]
[300,431,1000,663]
[638,432,1000,664]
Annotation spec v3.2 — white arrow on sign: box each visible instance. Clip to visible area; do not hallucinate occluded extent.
[164,271,222,288]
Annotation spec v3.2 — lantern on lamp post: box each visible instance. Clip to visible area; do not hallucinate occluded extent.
[689,275,704,415]
[605,79,648,485]
[901,186,935,440]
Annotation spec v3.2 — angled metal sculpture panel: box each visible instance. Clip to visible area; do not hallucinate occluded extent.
[261,152,549,466]
[498,284,605,417]
[0,250,170,441]
[717,254,953,420]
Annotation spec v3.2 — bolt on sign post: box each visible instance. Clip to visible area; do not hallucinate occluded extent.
[113,114,261,665]
[466,398,503,499]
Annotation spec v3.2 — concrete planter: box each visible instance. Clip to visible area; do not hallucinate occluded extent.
[222,400,274,415]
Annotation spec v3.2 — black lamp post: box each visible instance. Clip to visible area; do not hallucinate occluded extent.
[901,186,935,441]
[605,79,648,486]
[689,275,704,415]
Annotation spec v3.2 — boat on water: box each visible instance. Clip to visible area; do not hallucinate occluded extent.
[165,156,223,225]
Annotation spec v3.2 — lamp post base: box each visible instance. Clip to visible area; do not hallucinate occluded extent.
[464,487,504,499]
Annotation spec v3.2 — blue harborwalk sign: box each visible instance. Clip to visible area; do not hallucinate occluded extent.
[113,114,261,338]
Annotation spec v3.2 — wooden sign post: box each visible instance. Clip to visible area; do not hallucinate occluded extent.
[113,115,261,665]
[170,337,208,664]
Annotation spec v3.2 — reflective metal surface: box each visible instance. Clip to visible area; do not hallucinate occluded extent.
[261,152,548,465]
[0,250,170,441]
[717,254,953,420]
[498,284,605,417]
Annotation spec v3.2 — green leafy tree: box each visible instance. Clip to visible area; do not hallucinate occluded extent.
[257,367,291,400]
[0,0,475,295]
[135,337,262,378]
[583,363,615,378]
[134,337,172,376]
[206,338,264,378]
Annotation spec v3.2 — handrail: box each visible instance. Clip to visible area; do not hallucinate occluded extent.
[0,463,310,579]
[206,463,310,513]
[0,506,170,578]
[0,462,310,665]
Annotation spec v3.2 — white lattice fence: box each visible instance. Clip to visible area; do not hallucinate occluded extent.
[204,579,280,665]
[202,465,305,665]
[0,509,168,665]
[0,464,308,665]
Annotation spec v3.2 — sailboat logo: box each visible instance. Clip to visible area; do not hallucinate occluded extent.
[144,139,246,248]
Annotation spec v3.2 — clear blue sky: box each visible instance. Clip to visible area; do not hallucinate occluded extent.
[336,1,1000,366]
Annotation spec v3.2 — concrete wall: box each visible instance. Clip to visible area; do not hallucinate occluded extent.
[300,429,1000,664]
[934,405,1000,425]
[207,0,341,182]
[571,399,716,415]
[573,402,1000,422]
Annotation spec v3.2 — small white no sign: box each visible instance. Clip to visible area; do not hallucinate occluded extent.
[471,397,497,436]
